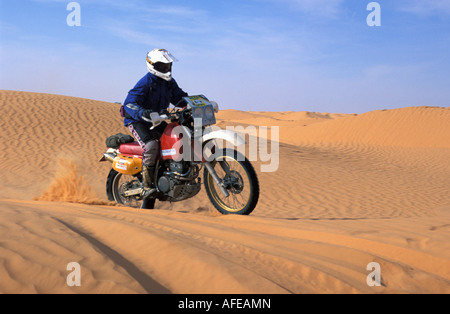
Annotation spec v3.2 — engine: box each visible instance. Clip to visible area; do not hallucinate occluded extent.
[169,160,188,174]
[157,161,201,202]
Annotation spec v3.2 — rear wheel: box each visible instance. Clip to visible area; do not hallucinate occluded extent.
[204,149,259,215]
[106,169,155,209]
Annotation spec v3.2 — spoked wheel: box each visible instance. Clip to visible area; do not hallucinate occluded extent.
[204,149,259,215]
[106,169,155,209]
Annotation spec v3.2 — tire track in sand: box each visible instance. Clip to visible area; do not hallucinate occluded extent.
[55,219,171,294]
[68,205,450,293]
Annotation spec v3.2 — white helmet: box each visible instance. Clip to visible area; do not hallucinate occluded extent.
[146,48,178,81]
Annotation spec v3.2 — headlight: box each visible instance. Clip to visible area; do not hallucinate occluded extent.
[194,107,203,118]
[211,101,219,113]
[205,106,214,119]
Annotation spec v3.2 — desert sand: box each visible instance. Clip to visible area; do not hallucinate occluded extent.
[0,90,449,294]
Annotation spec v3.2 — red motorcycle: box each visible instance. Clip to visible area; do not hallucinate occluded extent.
[100,95,259,215]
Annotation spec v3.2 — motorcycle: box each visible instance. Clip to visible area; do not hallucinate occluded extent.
[100,95,260,215]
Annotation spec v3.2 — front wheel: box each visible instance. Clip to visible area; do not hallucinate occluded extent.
[204,149,259,215]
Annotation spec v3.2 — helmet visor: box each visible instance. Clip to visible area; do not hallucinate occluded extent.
[153,62,172,74]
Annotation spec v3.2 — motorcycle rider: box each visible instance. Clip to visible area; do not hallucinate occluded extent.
[121,48,188,203]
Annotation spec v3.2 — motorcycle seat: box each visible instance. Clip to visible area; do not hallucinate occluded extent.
[119,142,144,156]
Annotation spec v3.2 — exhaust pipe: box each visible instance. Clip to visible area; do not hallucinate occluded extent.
[99,153,116,162]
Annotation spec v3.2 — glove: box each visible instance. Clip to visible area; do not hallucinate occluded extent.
[177,98,188,109]
[142,110,166,129]
[141,109,153,123]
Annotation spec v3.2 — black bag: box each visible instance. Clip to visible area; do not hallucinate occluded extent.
[106,133,135,148]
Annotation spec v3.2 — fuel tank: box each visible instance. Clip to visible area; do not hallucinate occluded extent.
[160,122,184,161]
[112,154,142,175]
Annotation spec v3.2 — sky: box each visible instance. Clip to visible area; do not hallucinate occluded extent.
[0,0,449,114]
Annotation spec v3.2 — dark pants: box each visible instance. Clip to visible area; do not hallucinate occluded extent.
[128,121,167,167]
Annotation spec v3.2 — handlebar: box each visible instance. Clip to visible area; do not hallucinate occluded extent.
[150,106,192,129]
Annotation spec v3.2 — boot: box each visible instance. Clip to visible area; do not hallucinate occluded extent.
[142,165,155,188]
[141,197,155,210]
[142,165,156,199]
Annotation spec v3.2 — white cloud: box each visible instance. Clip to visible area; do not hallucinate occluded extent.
[0,21,19,34]
[265,0,345,18]
[144,5,207,17]
[399,0,450,16]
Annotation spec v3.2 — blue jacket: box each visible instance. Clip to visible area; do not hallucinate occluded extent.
[122,72,188,126]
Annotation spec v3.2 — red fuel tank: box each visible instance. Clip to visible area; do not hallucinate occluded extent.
[160,122,184,161]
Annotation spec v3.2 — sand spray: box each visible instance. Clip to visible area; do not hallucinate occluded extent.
[34,158,113,206]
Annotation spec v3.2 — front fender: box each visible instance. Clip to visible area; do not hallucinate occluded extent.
[202,128,246,147]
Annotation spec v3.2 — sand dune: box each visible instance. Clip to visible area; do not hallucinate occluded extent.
[217,106,450,148]
[0,90,449,294]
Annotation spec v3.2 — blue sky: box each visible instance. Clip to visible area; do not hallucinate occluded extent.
[1,0,449,113]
